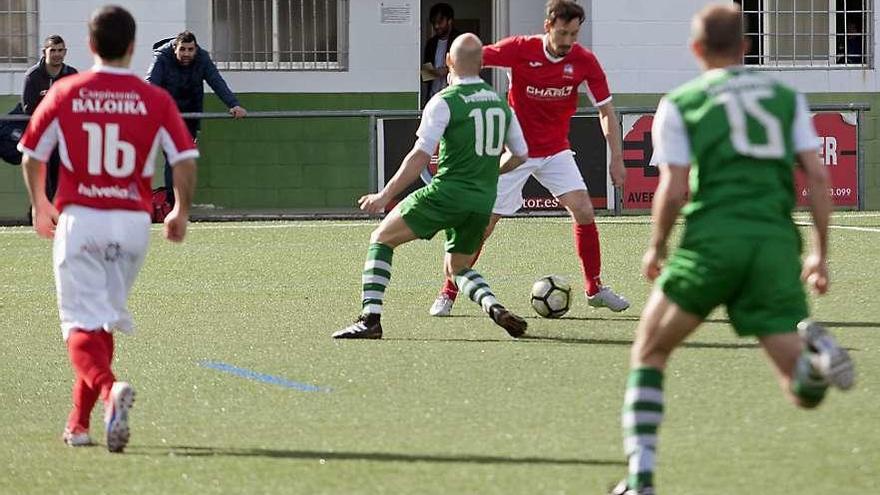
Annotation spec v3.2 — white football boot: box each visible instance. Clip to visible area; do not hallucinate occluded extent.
[62,427,93,447]
[105,382,135,453]
[587,286,631,312]
[429,293,455,317]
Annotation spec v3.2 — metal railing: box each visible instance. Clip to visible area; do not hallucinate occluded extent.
[1,103,871,215]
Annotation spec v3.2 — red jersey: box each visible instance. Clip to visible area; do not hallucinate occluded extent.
[483,35,611,158]
[18,66,198,213]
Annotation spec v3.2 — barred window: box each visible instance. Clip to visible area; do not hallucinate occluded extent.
[212,0,349,70]
[736,0,873,68]
[0,0,38,70]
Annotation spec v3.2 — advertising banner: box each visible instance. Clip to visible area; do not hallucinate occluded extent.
[621,112,859,210]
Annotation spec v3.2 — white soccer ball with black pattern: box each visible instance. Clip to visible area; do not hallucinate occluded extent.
[530,275,571,318]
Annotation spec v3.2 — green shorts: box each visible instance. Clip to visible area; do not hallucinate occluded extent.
[658,236,808,336]
[398,187,490,254]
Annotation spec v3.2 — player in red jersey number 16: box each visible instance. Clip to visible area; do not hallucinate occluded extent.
[18,5,198,453]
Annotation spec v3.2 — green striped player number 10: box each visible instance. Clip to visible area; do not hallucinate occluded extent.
[468,107,507,157]
[718,88,785,159]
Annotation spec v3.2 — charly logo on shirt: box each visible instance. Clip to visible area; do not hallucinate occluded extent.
[526,85,574,98]
[528,61,543,67]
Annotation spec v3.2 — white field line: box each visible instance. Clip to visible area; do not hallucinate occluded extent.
[2,216,879,235]
[794,223,880,233]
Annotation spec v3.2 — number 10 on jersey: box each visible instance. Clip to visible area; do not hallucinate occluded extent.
[468,108,506,157]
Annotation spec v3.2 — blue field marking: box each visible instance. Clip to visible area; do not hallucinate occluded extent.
[199,361,330,392]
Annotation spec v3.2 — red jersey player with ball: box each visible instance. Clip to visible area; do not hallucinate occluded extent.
[18,5,198,452]
[430,0,629,317]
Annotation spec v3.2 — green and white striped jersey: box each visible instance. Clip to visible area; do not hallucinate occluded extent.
[652,67,820,242]
[416,76,527,213]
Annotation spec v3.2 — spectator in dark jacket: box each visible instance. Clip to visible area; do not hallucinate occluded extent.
[22,34,77,201]
[146,30,247,206]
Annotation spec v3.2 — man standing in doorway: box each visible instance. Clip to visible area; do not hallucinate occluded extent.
[423,3,462,103]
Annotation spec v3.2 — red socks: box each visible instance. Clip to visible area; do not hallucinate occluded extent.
[574,222,603,296]
[441,244,485,301]
[66,329,115,431]
[66,377,100,432]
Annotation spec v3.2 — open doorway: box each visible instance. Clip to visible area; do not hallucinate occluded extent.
[420,0,495,107]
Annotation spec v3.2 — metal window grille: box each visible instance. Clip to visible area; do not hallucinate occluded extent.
[212,0,349,71]
[0,0,38,70]
[737,0,873,68]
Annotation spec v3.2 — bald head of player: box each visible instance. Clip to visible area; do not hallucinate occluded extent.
[690,3,746,69]
[446,33,483,81]
[88,4,136,68]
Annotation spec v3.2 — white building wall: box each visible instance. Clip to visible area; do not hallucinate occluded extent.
[0,0,421,96]
[214,1,419,93]
[509,0,546,38]
[2,0,876,97]
[0,0,190,95]
[589,0,880,94]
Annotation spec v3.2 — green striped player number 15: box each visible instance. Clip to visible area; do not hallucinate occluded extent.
[718,88,785,159]
[468,107,507,157]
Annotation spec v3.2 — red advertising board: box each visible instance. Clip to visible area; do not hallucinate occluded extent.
[794,113,859,207]
[621,112,859,210]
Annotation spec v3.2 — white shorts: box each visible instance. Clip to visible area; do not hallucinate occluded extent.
[493,149,587,215]
[54,205,151,340]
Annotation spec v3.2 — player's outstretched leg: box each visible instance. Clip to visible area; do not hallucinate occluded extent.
[105,381,135,453]
[575,222,630,312]
[431,236,487,317]
[454,268,526,338]
[62,377,99,447]
[611,367,663,495]
[66,329,117,448]
[797,320,855,391]
[333,243,391,339]
[559,190,630,312]
[430,281,458,317]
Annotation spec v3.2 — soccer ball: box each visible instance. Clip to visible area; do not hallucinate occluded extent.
[530,275,571,318]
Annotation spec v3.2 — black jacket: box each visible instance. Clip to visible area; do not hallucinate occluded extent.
[0,103,26,165]
[422,29,462,102]
[145,38,240,119]
[21,58,78,115]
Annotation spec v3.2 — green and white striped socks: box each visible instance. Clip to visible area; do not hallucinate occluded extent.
[361,243,393,315]
[792,350,828,407]
[454,268,499,314]
[623,367,664,490]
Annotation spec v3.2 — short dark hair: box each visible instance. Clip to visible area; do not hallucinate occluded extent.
[175,30,197,45]
[546,0,585,25]
[88,5,136,60]
[429,3,454,23]
[43,35,65,50]
[692,3,744,58]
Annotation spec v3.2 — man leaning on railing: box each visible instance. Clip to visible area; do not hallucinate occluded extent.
[146,30,247,209]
